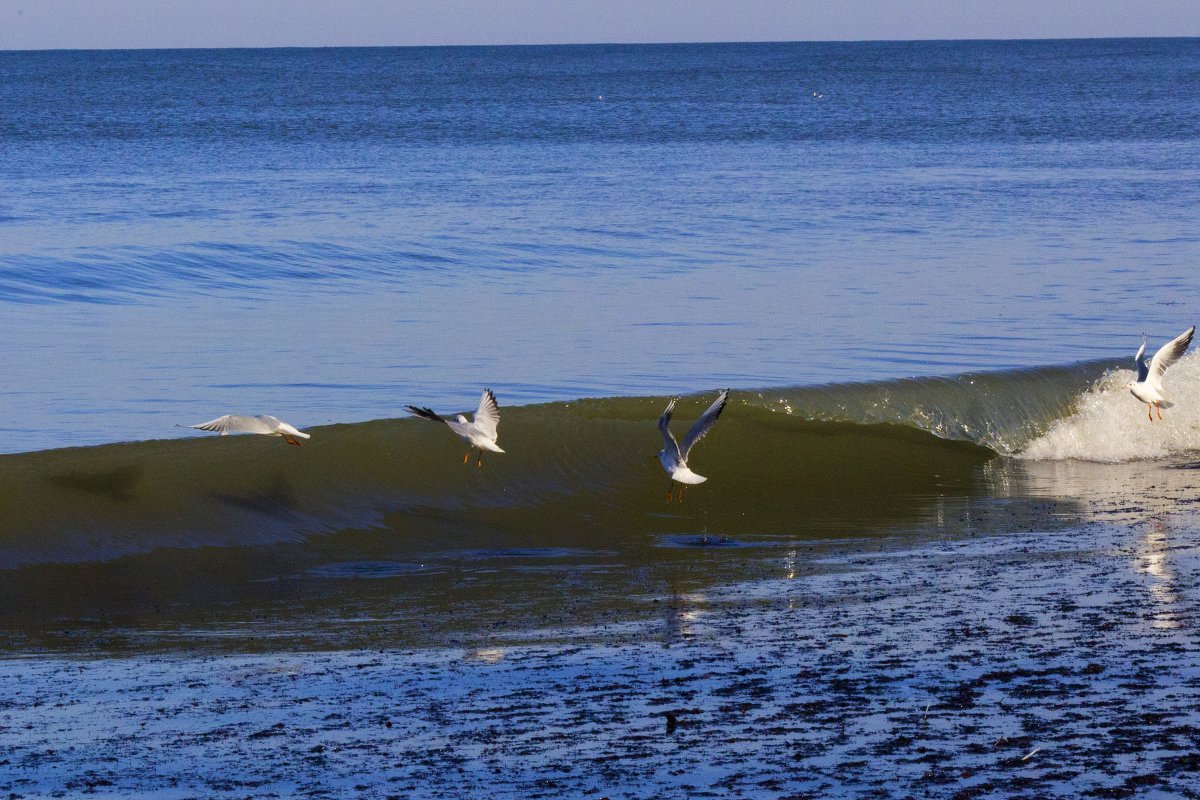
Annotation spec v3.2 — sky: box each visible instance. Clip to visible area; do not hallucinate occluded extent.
[0,0,1197,50]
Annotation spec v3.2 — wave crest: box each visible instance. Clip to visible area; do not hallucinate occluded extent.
[1019,353,1200,462]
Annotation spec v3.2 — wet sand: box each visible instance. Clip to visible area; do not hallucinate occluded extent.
[2,509,1199,799]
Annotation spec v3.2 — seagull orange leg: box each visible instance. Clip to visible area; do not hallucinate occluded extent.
[666,483,674,503]
[1157,403,1164,421]
[477,451,484,467]
[464,450,472,464]
[1148,404,1154,422]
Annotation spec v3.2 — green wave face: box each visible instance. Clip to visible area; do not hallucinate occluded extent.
[0,360,1114,569]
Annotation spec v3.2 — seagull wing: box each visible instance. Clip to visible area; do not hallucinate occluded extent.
[406,404,473,440]
[1135,336,1149,383]
[680,390,729,458]
[189,414,277,435]
[1147,326,1194,388]
[406,405,445,423]
[658,398,681,460]
[472,389,500,440]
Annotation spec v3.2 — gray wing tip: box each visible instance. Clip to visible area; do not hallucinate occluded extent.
[710,389,730,414]
[1171,325,1194,353]
[1179,326,1195,354]
[658,397,677,429]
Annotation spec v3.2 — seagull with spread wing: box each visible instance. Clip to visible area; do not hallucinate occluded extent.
[185,415,310,446]
[406,389,504,466]
[658,389,729,502]
[1128,326,1194,421]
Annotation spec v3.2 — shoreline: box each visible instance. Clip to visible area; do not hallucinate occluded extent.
[3,512,1198,798]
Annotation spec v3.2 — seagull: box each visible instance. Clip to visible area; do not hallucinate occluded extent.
[184,415,310,446]
[658,390,729,502]
[406,389,504,466]
[1129,326,1194,421]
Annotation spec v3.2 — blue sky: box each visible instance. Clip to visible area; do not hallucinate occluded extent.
[1,0,1196,50]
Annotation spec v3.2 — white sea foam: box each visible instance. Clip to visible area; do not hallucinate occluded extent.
[1019,353,1200,462]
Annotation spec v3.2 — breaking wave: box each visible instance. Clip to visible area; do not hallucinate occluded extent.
[5,356,1200,570]
[1019,352,1200,462]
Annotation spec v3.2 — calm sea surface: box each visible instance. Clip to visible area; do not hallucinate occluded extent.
[1,39,1198,453]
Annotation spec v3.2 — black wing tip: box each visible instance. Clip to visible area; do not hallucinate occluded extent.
[405,405,443,422]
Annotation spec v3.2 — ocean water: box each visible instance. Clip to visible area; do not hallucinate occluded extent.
[2,39,1200,650]
[2,39,1199,452]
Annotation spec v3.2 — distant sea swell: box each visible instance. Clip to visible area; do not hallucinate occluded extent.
[0,241,465,305]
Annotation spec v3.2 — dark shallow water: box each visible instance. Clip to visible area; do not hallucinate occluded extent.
[2,426,1197,653]
[4,509,1199,798]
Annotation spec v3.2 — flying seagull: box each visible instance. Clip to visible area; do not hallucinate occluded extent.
[658,389,729,502]
[406,389,504,466]
[185,415,310,446]
[1129,326,1194,421]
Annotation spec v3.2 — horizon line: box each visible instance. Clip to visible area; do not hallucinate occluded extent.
[2,33,1197,54]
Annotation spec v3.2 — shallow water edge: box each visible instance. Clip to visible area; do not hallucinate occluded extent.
[3,507,1198,799]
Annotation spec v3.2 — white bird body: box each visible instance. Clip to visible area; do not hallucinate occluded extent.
[661,460,708,485]
[187,414,310,445]
[445,414,505,453]
[658,390,728,499]
[1129,379,1169,408]
[1128,326,1194,421]
[407,389,504,465]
